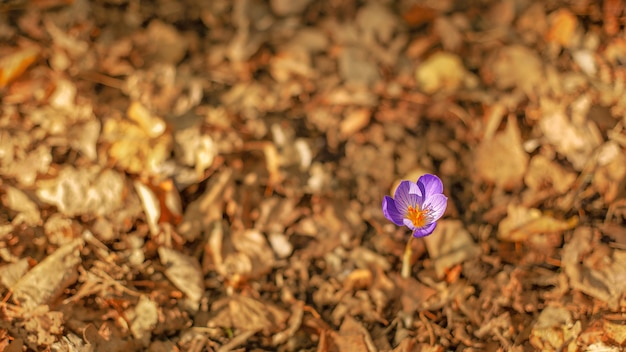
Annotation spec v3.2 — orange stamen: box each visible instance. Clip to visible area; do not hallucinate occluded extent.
[406,206,428,228]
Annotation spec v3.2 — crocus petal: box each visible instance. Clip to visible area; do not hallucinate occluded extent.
[417,174,444,198]
[413,222,437,237]
[424,193,448,222]
[403,218,417,231]
[382,196,405,226]
[407,181,422,197]
[393,180,420,216]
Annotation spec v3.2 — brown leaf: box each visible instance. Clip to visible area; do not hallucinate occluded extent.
[498,204,578,242]
[563,228,626,308]
[530,305,581,351]
[424,220,481,279]
[593,141,626,203]
[539,98,601,170]
[209,294,288,333]
[475,116,528,190]
[158,247,204,309]
[3,186,41,226]
[102,113,172,175]
[36,166,128,217]
[0,46,39,88]
[481,45,543,94]
[524,154,576,194]
[220,229,275,283]
[11,238,83,309]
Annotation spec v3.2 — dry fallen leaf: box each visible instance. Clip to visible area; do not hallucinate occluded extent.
[36,166,127,217]
[208,294,288,333]
[475,116,529,190]
[219,229,275,284]
[0,46,39,88]
[158,247,204,310]
[539,98,601,170]
[563,227,626,308]
[481,45,543,95]
[498,204,578,242]
[593,141,626,203]
[524,154,576,194]
[102,111,172,176]
[11,238,83,309]
[424,220,482,279]
[3,186,41,226]
[0,258,30,289]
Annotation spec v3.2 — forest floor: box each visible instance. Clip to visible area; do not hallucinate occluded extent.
[1,0,626,351]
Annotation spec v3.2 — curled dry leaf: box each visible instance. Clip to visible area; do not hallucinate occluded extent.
[498,204,578,242]
[0,46,39,88]
[11,238,83,309]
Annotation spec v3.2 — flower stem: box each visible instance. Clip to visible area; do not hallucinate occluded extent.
[401,235,414,279]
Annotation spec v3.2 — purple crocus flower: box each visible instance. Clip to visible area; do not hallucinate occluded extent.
[382,174,448,237]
